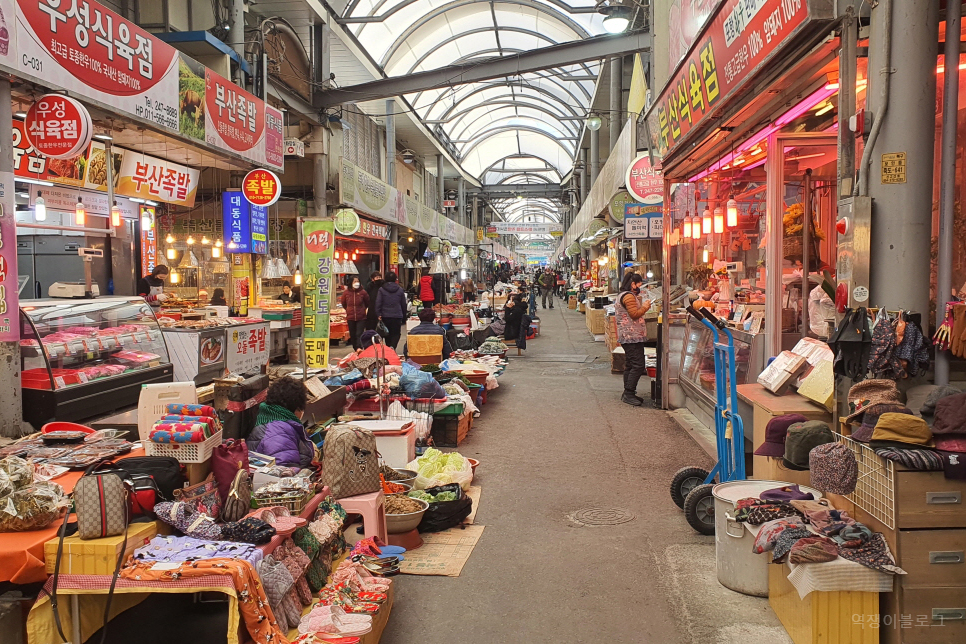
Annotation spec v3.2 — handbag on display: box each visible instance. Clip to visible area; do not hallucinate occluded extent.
[222,469,252,523]
[110,456,185,502]
[212,439,249,505]
[173,473,222,519]
[322,425,380,499]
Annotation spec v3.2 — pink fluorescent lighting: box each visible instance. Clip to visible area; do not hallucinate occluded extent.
[687,124,780,182]
[775,86,838,127]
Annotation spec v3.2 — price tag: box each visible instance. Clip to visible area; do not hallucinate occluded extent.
[53,376,66,389]
[77,373,89,383]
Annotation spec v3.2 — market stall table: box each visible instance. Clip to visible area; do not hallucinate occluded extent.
[0,448,147,585]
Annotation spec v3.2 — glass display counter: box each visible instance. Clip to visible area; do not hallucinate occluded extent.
[20,297,173,426]
[678,317,766,414]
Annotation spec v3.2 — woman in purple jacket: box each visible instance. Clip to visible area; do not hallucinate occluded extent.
[247,377,316,470]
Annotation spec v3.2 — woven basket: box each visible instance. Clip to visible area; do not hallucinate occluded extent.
[783,236,803,261]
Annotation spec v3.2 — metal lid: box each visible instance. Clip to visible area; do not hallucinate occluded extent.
[712,479,823,504]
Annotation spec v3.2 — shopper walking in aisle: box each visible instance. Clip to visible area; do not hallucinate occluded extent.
[503,294,526,341]
[375,271,408,350]
[339,277,370,350]
[419,273,435,309]
[364,272,384,330]
[615,272,652,406]
[538,268,555,309]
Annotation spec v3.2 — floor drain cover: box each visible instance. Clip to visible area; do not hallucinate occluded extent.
[568,507,635,526]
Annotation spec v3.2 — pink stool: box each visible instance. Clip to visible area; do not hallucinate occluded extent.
[339,490,388,543]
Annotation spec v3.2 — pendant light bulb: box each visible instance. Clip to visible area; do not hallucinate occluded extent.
[713,207,724,234]
[111,202,121,227]
[682,216,692,239]
[165,233,174,244]
[726,198,738,228]
[703,247,710,263]
[34,192,46,222]
[293,270,302,286]
[692,216,702,240]
[166,247,177,260]
[701,208,712,234]
[201,236,211,245]
[215,239,223,248]
[186,235,195,245]
[75,198,85,226]
[169,270,180,284]
[211,246,221,258]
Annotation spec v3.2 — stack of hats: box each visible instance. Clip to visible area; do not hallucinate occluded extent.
[844,379,903,424]
[852,403,914,443]
[783,421,835,471]
[870,413,942,471]
[931,392,966,454]
[753,414,808,458]
[920,385,961,417]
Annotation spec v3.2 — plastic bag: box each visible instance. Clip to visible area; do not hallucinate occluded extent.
[0,457,34,491]
[385,401,433,440]
[400,369,442,398]
[0,481,69,532]
[406,448,473,491]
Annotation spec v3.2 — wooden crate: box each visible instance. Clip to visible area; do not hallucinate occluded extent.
[769,562,879,644]
[431,411,472,447]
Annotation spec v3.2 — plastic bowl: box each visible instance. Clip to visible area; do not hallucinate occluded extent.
[41,421,95,434]
[467,458,479,473]
[385,497,429,533]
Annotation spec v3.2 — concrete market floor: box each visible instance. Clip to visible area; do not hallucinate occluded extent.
[381,298,792,644]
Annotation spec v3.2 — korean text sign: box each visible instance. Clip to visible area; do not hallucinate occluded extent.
[227,323,269,373]
[645,0,813,157]
[624,203,664,240]
[301,219,335,369]
[223,191,251,253]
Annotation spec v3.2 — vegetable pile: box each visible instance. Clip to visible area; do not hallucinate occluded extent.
[407,490,457,503]
[385,495,425,514]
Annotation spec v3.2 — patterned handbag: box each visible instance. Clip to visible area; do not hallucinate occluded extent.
[321,425,380,499]
[74,470,128,539]
[173,473,222,519]
[221,469,252,523]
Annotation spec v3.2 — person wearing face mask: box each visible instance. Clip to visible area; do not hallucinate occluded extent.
[137,265,170,307]
[247,377,316,470]
[615,272,652,406]
[339,276,370,350]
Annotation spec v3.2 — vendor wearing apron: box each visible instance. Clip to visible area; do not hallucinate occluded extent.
[137,265,170,307]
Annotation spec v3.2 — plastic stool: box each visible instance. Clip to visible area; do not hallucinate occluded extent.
[339,490,388,543]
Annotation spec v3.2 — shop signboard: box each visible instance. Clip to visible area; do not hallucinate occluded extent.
[284,138,305,157]
[223,191,251,253]
[389,242,399,266]
[14,0,283,170]
[358,218,390,240]
[0,171,17,341]
[403,195,419,228]
[140,205,157,277]
[645,0,818,158]
[24,95,92,159]
[625,155,663,204]
[488,222,563,235]
[333,208,361,236]
[624,203,664,240]
[117,152,200,206]
[301,219,335,369]
[226,323,269,373]
[30,187,136,217]
[250,204,268,254]
[608,191,633,223]
[242,169,281,207]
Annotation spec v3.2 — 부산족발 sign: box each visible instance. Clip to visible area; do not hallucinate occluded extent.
[645,0,822,158]
[14,0,283,170]
[301,219,336,369]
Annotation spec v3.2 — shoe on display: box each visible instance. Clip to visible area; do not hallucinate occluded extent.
[621,393,643,406]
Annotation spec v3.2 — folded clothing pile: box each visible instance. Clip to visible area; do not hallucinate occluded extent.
[149,404,222,443]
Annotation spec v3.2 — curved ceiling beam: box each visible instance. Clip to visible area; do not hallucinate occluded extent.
[452,110,576,145]
[483,155,561,175]
[458,125,575,161]
[342,0,601,22]
[444,101,581,139]
[376,0,590,69]
[400,26,559,76]
[426,79,586,124]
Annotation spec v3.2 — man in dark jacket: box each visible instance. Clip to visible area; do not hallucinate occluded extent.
[538,268,555,309]
[364,272,384,330]
[404,308,453,359]
[375,271,408,350]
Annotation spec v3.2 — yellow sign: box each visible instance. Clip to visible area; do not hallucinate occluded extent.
[389,242,399,266]
[627,53,648,116]
[881,152,907,184]
[476,227,484,241]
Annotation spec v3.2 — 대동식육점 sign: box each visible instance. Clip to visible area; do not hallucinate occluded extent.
[223,191,251,253]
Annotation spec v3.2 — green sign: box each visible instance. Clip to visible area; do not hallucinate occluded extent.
[333,208,360,236]
[609,191,632,223]
[301,219,336,369]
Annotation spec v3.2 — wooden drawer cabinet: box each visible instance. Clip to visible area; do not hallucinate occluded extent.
[897,530,966,588]
[894,470,966,529]
[881,585,966,644]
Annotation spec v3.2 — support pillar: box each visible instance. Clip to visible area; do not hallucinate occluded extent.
[458,178,466,229]
[590,129,600,187]
[580,149,588,206]
[230,0,245,83]
[0,79,23,437]
[385,99,396,188]
[837,9,857,198]
[313,149,327,218]
[609,56,623,151]
[936,0,961,385]
[867,0,939,318]
[437,154,445,211]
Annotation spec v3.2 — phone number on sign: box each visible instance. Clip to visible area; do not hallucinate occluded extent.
[135,97,178,130]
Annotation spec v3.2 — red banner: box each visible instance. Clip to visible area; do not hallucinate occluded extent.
[646,0,817,158]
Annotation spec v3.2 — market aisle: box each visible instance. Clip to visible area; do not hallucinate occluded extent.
[383,300,792,644]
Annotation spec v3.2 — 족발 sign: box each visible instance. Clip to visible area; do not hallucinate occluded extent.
[226,323,269,373]
[140,205,157,277]
[242,169,281,207]
[25,95,92,159]
[881,152,906,184]
[645,0,821,158]
[301,219,336,369]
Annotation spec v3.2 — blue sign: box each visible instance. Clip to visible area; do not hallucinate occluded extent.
[222,191,269,254]
[624,202,664,240]
[250,204,268,254]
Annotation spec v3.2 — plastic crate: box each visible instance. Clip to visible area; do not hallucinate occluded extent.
[145,430,222,463]
[138,382,198,442]
[433,401,464,417]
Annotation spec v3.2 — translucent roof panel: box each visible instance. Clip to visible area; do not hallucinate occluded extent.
[342,0,611,183]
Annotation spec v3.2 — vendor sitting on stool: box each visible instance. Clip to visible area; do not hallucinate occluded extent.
[247,377,316,470]
[404,308,453,359]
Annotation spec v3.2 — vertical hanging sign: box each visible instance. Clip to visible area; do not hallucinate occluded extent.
[140,205,157,276]
[0,171,18,340]
[301,219,335,369]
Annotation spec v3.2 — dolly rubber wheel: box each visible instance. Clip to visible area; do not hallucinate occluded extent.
[683,484,716,535]
[670,467,710,509]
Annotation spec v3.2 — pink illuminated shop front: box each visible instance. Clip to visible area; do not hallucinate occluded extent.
[642,0,843,425]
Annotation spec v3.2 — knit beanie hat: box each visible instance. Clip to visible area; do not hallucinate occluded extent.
[920,385,961,416]
[810,442,858,494]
